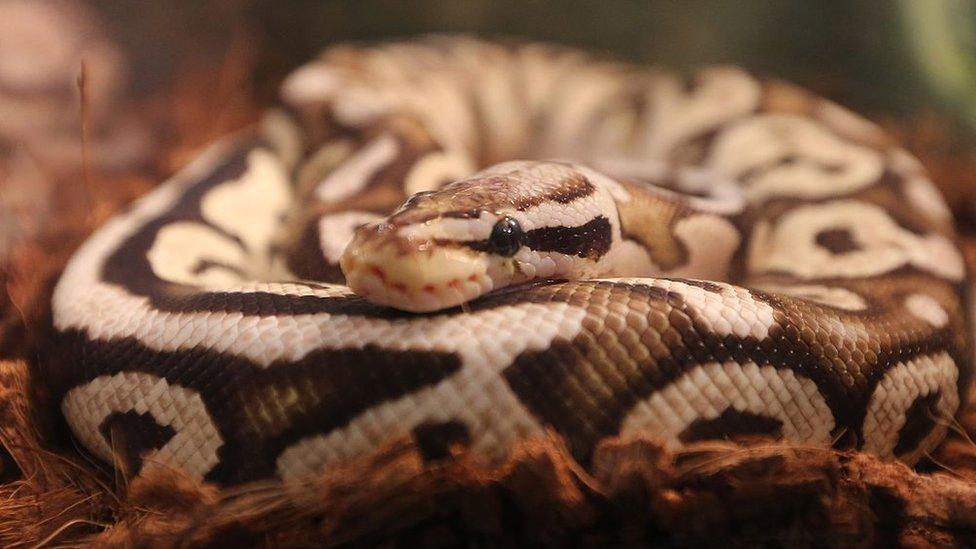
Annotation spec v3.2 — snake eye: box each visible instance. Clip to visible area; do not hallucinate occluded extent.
[488,216,523,257]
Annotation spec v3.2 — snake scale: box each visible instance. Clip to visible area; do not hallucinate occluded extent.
[50,37,972,484]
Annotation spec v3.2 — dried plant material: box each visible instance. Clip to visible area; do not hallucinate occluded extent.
[73,433,976,548]
[0,361,114,548]
[94,467,220,548]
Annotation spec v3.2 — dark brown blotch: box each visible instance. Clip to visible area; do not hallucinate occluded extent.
[815,228,860,254]
[678,407,784,443]
[411,420,471,461]
[513,174,596,211]
[522,216,612,260]
[99,410,177,476]
[893,391,941,457]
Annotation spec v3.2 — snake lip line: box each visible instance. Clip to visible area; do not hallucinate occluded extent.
[347,261,493,311]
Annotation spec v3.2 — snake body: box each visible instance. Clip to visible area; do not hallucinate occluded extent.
[51,37,972,484]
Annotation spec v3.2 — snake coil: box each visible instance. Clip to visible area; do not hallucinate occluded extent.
[51,37,972,484]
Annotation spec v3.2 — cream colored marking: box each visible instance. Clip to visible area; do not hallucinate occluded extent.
[260,109,304,169]
[903,176,953,223]
[668,168,747,216]
[509,191,615,236]
[147,222,245,288]
[888,148,925,174]
[708,115,883,203]
[407,71,480,154]
[589,107,642,156]
[397,211,495,243]
[472,53,530,161]
[297,139,354,195]
[620,362,834,448]
[888,145,951,224]
[590,159,745,216]
[749,200,965,281]
[468,159,531,178]
[280,62,343,104]
[635,66,763,158]
[817,100,886,145]
[517,179,621,237]
[609,239,658,277]
[668,215,741,281]
[517,43,588,116]
[200,149,292,253]
[62,372,223,480]
[404,150,476,196]
[591,156,670,184]
[861,352,959,463]
[361,47,480,152]
[315,134,398,203]
[333,84,396,127]
[751,283,868,311]
[542,70,628,157]
[318,211,384,264]
[62,280,588,369]
[905,293,950,328]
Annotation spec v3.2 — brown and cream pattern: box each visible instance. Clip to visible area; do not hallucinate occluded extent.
[49,37,972,484]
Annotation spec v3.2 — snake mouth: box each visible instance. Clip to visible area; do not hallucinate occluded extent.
[340,238,494,312]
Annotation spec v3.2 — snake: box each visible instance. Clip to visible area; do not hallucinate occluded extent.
[49,37,972,485]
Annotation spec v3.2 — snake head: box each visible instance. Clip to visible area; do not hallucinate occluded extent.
[340,161,622,312]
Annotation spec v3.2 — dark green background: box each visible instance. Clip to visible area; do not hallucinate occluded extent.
[92,0,976,134]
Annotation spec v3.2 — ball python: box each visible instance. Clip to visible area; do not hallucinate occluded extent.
[50,37,972,484]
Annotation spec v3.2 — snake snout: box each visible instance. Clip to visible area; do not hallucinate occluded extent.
[340,224,493,312]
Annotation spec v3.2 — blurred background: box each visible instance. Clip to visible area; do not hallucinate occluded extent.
[3,0,976,357]
[83,0,976,120]
[5,0,976,173]
[95,0,976,123]
[8,0,976,160]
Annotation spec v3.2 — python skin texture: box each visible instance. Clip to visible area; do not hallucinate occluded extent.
[50,37,973,484]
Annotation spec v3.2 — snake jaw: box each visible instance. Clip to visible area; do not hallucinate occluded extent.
[341,231,494,312]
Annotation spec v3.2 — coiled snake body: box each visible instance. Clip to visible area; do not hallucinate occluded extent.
[51,37,972,484]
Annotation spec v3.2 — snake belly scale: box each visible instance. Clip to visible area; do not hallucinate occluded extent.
[50,37,972,484]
